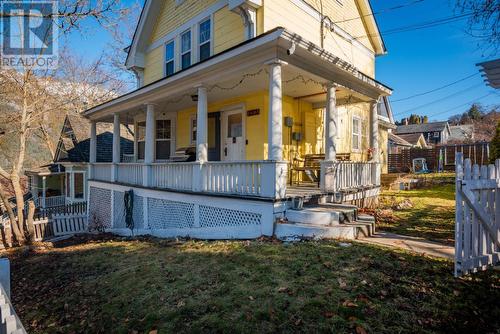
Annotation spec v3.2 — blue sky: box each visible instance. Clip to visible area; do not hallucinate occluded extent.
[66,0,499,122]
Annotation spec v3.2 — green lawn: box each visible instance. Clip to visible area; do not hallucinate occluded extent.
[378,183,456,244]
[5,237,500,333]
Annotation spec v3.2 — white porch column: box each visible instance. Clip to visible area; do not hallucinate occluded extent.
[324,83,338,161]
[370,99,380,163]
[42,176,46,209]
[89,121,97,179]
[268,61,283,161]
[196,86,208,162]
[143,104,156,187]
[111,113,120,182]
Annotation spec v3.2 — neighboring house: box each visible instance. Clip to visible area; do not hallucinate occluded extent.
[388,133,427,154]
[449,124,474,143]
[395,121,451,146]
[25,115,133,208]
[82,0,393,239]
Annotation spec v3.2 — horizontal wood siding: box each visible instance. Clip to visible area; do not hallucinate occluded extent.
[213,6,245,54]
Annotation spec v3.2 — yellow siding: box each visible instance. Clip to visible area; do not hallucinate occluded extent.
[214,6,245,54]
[378,127,389,174]
[175,92,323,161]
[150,0,218,44]
[144,46,163,85]
[263,0,375,76]
[332,102,371,161]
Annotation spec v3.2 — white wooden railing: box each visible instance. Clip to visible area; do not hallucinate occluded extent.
[0,260,27,334]
[322,161,380,192]
[150,162,195,190]
[116,163,143,186]
[93,163,112,182]
[89,161,288,198]
[33,195,66,208]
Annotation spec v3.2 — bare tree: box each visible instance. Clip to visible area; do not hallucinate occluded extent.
[455,0,500,54]
[0,0,136,246]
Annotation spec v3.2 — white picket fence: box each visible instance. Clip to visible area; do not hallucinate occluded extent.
[0,260,26,334]
[51,213,88,236]
[455,153,500,276]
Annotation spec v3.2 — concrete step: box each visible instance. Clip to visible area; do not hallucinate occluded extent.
[275,222,356,241]
[285,207,340,226]
[316,203,358,223]
[344,221,375,238]
[358,214,376,223]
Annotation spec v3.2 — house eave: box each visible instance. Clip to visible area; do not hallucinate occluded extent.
[85,28,392,121]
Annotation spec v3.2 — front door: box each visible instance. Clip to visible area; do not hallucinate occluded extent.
[221,109,244,161]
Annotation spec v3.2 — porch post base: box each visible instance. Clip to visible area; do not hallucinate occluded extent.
[261,161,288,199]
[320,160,336,193]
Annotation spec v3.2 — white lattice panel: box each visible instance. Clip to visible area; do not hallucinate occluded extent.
[148,198,194,229]
[133,195,144,229]
[199,206,261,228]
[113,191,125,228]
[89,187,111,229]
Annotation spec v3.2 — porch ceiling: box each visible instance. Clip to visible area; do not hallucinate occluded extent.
[85,28,391,123]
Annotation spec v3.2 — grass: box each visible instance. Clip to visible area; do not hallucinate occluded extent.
[378,183,456,244]
[4,237,500,333]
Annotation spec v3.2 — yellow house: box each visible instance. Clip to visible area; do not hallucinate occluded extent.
[83,0,394,240]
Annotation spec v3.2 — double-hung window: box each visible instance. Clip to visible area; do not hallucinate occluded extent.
[74,173,84,199]
[199,19,211,61]
[352,117,361,151]
[137,121,146,160]
[165,41,175,77]
[156,119,172,160]
[190,117,197,144]
[181,30,192,70]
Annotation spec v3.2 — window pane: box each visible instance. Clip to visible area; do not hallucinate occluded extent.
[156,120,171,139]
[191,118,197,143]
[74,173,84,199]
[137,122,146,141]
[166,61,174,77]
[181,31,191,53]
[165,41,174,60]
[352,134,359,150]
[156,141,171,160]
[199,19,211,44]
[182,52,191,69]
[199,42,210,61]
[227,113,242,138]
[138,141,145,160]
[353,118,359,134]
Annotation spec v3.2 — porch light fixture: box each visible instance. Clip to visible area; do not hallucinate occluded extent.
[191,94,198,102]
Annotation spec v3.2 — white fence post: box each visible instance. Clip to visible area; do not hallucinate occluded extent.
[0,258,10,298]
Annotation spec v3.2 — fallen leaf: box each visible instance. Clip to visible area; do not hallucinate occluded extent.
[149,330,158,334]
[342,300,358,308]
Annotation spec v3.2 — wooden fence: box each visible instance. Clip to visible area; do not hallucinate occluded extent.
[389,142,490,173]
[455,153,500,276]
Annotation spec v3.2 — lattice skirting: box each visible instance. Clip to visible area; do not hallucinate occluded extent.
[88,182,276,239]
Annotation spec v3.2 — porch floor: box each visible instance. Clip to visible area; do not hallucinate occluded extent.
[285,184,325,200]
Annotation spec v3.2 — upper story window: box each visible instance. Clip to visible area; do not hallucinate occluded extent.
[199,18,211,61]
[165,41,175,77]
[181,30,192,70]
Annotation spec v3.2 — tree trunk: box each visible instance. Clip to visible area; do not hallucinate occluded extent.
[0,181,24,246]
[10,172,26,238]
[26,200,36,243]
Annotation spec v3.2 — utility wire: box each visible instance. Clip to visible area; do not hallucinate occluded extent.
[392,73,479,102]
[333,0,426,24]
[394,83,484,116]
[351,13,473,40]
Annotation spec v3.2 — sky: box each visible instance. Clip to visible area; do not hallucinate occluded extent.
[65,0,499,123]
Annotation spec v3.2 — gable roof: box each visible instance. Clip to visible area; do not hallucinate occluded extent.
[449,124,474,142]
[54,115,134,164]
[397,133,427,146]
[389,133,412,147]
[395,121,449,135]
[125,0,386,69]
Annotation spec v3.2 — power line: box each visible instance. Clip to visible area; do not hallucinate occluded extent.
[392,73,479,102]
[333,0,426,24]
[394,83,484,116]
[351,13,473,40]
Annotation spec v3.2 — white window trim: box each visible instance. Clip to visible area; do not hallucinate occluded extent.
[190,115,197,145]
[164,39,175,77]
[352,116,361,152]
[72,171,86,200]
[155,118,174,162]
[180,29,192,70]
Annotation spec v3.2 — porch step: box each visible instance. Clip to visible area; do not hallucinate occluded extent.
[275,222,356,240]
[285,207,340,226]
[315,203,358,223]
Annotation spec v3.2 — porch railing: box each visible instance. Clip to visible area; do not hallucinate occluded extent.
[116,163,142,186]
[89,161,287,199]
[321,161,380,193]
[93,163,112,182]
[34,195,66,208]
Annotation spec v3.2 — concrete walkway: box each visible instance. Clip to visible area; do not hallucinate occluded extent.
[357,232,454,260]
